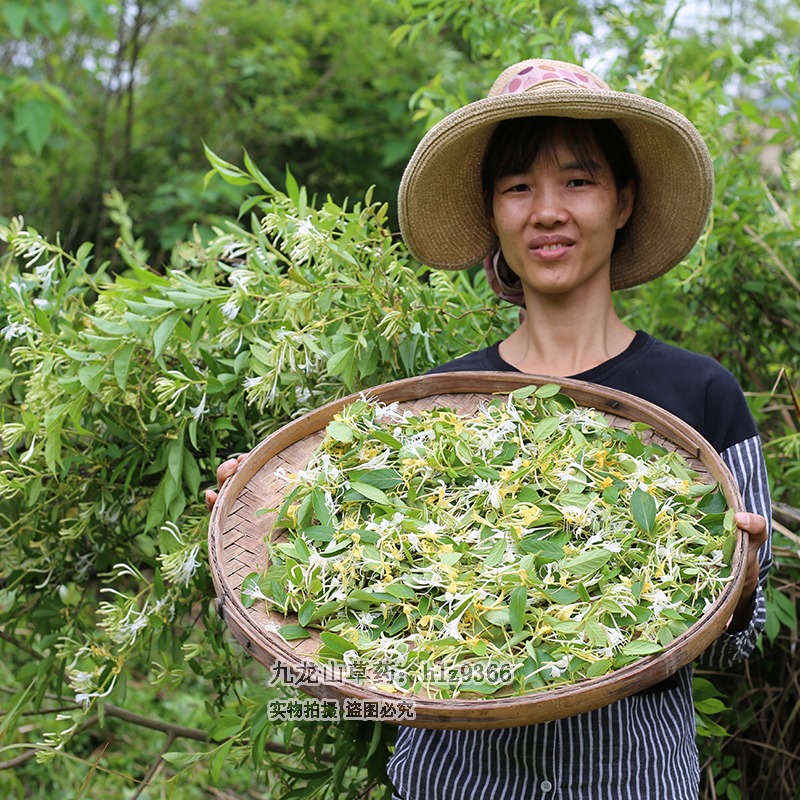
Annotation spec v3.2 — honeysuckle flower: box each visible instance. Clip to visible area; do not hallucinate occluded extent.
[220,297,241,320]
[243,375,265,389]
[2,320,30,340]
[189,393,207,422]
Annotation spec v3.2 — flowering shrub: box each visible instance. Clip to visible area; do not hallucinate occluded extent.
[0,151,513,797]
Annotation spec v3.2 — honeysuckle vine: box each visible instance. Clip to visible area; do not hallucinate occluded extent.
[244,385,737,699]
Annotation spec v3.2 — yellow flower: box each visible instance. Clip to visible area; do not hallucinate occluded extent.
[554,604,577,621]
[599,476,614,489]
[519,504,541,525]
[594,450,608,468]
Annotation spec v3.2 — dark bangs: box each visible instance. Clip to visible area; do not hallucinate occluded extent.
[481,116,638,218]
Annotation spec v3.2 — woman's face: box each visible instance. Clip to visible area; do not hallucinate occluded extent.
[489,137,635,303]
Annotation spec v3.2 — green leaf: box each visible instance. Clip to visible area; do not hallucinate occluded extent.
[533,417,560,440]
[510,384,539,399]
[16,99,53,154]
[240,573,262,609]
[312,489,332,527]
[285,166,300,206]
[562,548,613,576]
[484,538,507,568]
[298,599,316,627]
[161,752,204,766]
[279,625,312,641]
[694,697,728,714]
[621,639,662,656]
[44,0,69,34]
[384,582,415,600]
[630,488,657,534]
[534,383,561,398]
[326,420,353,443]
[2,3,27,36]
[203,142,252,186]
[371,430,402,449]
[602,485,619,504]
[88,316,130,336]
[0,681,34,739]
[349,480,391,505]
[78,362,106,393]
[722,533,737,566]
[586,658,612,678]
[244,150,277,193]
[739,100,764,125]
[44,417,63,473]
[80,334,120,354]
[509,586,527,633]
[209,739,235,786]
[327,346,354,377]
[353,469,404,489]
[319,632,356,654]
[153,311,182,360]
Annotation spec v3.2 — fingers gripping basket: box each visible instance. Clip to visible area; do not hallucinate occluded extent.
[208,373,746,729]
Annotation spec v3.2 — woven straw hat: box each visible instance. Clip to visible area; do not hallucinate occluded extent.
[398,59,715,290]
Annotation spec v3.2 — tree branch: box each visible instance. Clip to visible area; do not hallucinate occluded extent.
[0,630,43,661]
[130,730,176,800]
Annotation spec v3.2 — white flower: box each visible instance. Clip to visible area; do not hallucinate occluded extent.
[487,483,505,509]
[189,394,207,422]
[420,520,442,535]
[548,656,571,679]
[488,420,517,444]
[221,298,241,320]
[375,402,404,423]
[228,270,254,290]
[353,611,379,632]
[115,608,149,644]
[2,320,30,340]
[35,258,58,291]
[603,625,627,649]
[243,582,269,602]
[221,242,252,260]
[9,275,26,299]
[243,375,265,389]
[440,619,464,640]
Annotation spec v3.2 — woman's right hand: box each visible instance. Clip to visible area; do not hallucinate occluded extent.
[204,454,246,511]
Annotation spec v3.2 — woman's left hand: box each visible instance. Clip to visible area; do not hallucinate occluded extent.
[726,512,769,634]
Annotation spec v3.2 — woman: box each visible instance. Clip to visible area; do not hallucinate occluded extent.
[208,59,771,799]
[388,58,771,800]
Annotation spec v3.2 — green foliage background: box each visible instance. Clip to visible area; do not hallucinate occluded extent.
[1,1,799,798]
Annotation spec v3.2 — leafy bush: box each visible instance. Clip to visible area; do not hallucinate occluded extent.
[0,151,514,798]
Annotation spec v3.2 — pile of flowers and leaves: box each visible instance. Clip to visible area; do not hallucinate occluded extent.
[245,385,737,698]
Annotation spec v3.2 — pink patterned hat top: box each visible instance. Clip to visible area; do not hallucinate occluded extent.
[490,60,610,97]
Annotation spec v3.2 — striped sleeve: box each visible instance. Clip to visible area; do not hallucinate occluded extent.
[699,435,772,668]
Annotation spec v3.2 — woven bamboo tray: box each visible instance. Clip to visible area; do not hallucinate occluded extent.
[208,373,746,729]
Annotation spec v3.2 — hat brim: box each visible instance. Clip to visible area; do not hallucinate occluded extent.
[398,85,714,291]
